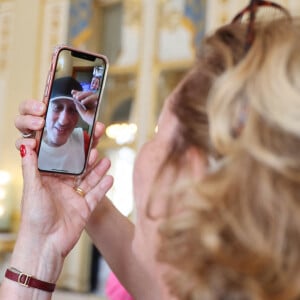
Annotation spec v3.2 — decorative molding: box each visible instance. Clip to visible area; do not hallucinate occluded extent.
[114,0,141,66]
[38,0,70,97]
[96,0,121,6]
[123,0,141,26]
[159,0,183,30]
[0,1,15,76]
[158,0,201,62]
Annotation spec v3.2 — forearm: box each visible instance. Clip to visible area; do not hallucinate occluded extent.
[0,230,63,300]
[86,197,155,299]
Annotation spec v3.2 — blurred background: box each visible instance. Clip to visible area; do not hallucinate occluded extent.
[0,0,298,299]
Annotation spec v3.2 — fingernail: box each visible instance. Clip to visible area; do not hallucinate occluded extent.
[20,144,26,158]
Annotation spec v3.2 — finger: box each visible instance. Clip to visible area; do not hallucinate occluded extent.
[15,114,45,134]
[93,122,105,140]
[87,148,100,167]
[81,94,97,108]
[91,122,105,149]
[19,99,46,116]
[73,90,94,101]
[74,100,87,114]
[15,137,37,150]
[79,157,112,193]
[72,90,97,109]
[82,149,101,184]
[19,144,40,195]
[85,174,113,211]
[94,122,105,137]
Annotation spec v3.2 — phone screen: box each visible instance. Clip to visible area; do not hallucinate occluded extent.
[37,47,108,176]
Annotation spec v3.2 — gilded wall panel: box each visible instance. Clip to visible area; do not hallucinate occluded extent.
[0,1,15,76]
[38,0,70,98]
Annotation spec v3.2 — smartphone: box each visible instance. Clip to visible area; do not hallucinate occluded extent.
[36,45,109,176]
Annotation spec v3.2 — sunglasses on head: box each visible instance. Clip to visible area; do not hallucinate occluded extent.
[231,0,291,52]
[229,0,291,138]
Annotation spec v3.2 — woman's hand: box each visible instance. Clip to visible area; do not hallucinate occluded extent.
[0,143,113,300]
[9,98,114,289]
[14,143,113,283]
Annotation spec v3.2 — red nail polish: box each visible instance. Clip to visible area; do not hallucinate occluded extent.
[20,144,26,158]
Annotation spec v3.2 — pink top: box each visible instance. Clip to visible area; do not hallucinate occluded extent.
[105,272,134,300]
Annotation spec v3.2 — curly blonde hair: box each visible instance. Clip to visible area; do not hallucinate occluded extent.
[158,18,300,300]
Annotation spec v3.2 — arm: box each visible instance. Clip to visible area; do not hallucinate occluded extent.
[0,145,113,299]
[86,198,158,300]
[0,229,62,300]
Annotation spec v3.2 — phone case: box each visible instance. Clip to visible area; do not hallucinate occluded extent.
[36,45,109,177]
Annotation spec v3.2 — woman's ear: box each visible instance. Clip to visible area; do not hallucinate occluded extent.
[182,146,208,180]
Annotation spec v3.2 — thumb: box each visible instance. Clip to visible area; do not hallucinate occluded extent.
[20,144,40,187]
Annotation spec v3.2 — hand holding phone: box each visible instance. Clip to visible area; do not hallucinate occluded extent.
[36,46,109,176]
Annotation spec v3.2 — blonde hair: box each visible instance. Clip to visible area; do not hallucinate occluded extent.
[146,23,246,218]
[158,18,300,299]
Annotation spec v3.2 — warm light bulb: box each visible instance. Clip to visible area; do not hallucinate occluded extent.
[106,123,137,145]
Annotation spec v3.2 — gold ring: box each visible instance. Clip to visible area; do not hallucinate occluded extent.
[74,186,85,197]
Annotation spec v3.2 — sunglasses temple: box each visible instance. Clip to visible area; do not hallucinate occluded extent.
[245,0,259,51]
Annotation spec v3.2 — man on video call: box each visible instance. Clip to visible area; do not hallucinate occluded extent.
[38,76,93,174]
